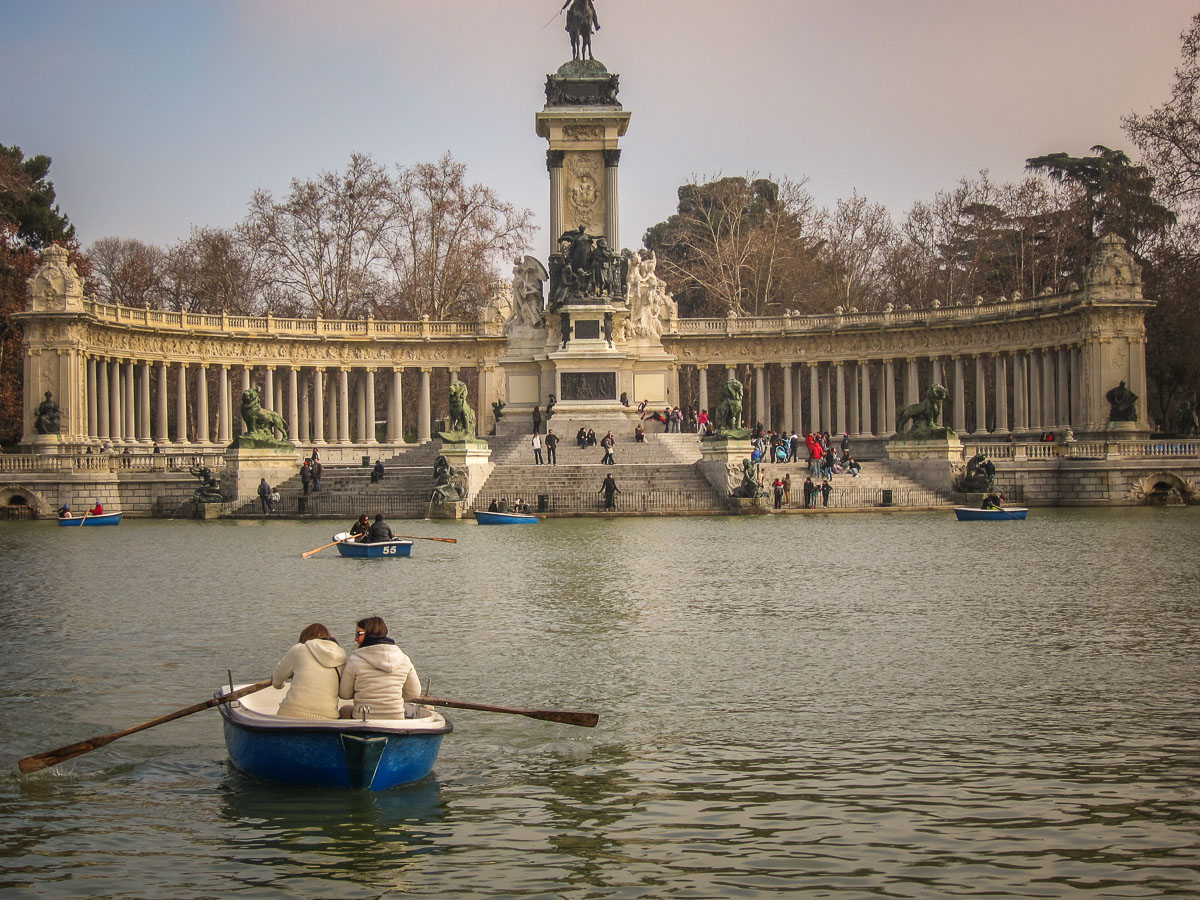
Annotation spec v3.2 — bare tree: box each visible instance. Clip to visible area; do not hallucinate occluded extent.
[88,236,167,307]
[161,226,261,314]
[240,152,395,319]
[818,191,896,310]
[381,153,535,320]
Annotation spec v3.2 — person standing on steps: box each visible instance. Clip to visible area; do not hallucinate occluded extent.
[545,429,559,465]
[531,431,543,465]
[599,473,621,510]
[532,405,542,435]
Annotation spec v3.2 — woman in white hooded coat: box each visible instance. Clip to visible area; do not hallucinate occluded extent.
[272,623,348,720]
[339,616,422,719]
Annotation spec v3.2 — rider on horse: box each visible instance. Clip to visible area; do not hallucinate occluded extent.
[561,0,600,60]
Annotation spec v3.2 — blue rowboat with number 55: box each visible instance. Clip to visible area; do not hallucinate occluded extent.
[331,531,413,558]
[58,511,123,526]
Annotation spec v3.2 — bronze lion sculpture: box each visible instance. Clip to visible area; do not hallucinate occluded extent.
[240,388,288,439]
[895,383,948,434]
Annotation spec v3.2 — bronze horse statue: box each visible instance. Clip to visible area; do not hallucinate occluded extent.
[562,0,600,61]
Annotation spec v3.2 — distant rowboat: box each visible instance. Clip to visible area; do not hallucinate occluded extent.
[58,512,123,526]
[474,510,539,525]
[219,683,450,790]
[954,507,1028,521]
[330,531,413,558]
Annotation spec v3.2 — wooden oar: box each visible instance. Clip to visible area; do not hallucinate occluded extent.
[301,537,352,558]
[18,678,273,774]
[393,534,457,544]
[416,695,598,728]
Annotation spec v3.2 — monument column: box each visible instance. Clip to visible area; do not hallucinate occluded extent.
[904,358,919,408]
[974,355,987,435]
[312,368,325,445]
[834,362,846,436]
[1041,348,1056,426]
[365,368,377,445]
[1070,347,1083,430]
[1057,348,1069,428]
[241,365,251,397]
[288,367,300,442]
[195,364,210,444]
[338,368,351,444]
[155,361,169,444]
[418,368,432,442]
[884,359,897,436]
[124,360,136,441]
[697,365,709,421]
[97,358,110,440]
[994,354,1009,434]
[860,361,872,437]
[847,364,860,438]
[754,365,766,427]
[1029,351,1042,430]
[217,364,231,444]
[952,356,966,433]
[86,358,98,440]
[137,361,151,443]
[175,363,188,444]
[808,364,820,434]
[821,364,832,432]
[109,360,123,442]
[389,368,404,443]
[264,366,275,411]
[781,364,792,434]
[604,149,621,249]
[547,151,565,248]
[1013,353,1028,433]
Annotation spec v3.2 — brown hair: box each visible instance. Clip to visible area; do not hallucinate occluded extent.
[299,623,333,643]
[356,616,388,638]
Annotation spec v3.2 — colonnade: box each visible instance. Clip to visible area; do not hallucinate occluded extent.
[684,343,1097,438]
[78,358,466,449]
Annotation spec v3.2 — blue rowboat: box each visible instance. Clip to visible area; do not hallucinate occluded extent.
[58,512,123,526]
[218,683,451,790]
[331,531,412,558]
[474,510,539,525]
[954,507,1028,521]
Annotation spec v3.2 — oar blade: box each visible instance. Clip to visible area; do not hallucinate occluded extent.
[527,709,600,728]
[18,733,119,774]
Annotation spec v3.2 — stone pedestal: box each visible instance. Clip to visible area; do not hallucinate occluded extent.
[222,447,301,504]
[886,433,965,492]
[30,434,64,456]
[439,442,493,504]
[698,438,753,497]
[728,496,772,515]
[427,502,466,520]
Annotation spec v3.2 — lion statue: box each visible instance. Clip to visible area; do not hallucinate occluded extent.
[240,389,288,440]
[437,381,477,442]
[895,383,949,435]
[712,378,748,438]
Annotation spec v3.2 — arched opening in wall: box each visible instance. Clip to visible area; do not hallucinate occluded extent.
[1134,472,1195,506]
[1,492,34,519]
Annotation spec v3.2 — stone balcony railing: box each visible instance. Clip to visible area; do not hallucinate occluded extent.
[0,451,228,474]
[963,440,1200,461]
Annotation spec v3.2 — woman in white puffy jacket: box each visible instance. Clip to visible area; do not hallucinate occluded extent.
[339,616,422,719]
[271,623,348,719]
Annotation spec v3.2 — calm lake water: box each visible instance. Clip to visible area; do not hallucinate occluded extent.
[1,509,1199,898]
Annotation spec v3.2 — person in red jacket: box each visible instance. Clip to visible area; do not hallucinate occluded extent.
[88,501,104,515]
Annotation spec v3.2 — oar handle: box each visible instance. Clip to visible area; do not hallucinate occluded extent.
[416,695,599,728]
[18,678,273,774]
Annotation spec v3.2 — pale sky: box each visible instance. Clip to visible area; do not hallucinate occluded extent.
[2,1,1193,255]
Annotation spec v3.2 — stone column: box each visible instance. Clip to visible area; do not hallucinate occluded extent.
[326,374,338,446]
[904,358,919,408]
[338,368,351,444]
[952,356,966,433]
[603,149,621,249]
[1056,348,1069,428]
[848,364,860,438]
[1028,351,1042,430]
[312,368,325,444]
[388,368,403,443]
[930,359,943,423]
[175,363,188,444]
[793,364,803,435]
[298,369,311,445]
[994,354,1009,434]
[355,373,367,444]
[781,364,792,434]
[974,355,988,435]
[263,367,275,411]
[217,365,231,444]
[124,360,136,441]
[884,359,897,436]
[875,361,888,438]
[754,365,766,427]
[274,374,284,417]
[1041,349,1056,427]
[808,364,820,434]
[241,366,251,397]
[195,365,210,444]
[86,357,98,440]
[821,364,832,432]
[137,361,151,443]
[1070,347,1082,430]
[418,368,431,442]
[288,367,300,442]
[547,151,565,253]
[364,368,377,444]
[155,361,169,444]
[109,360,123,441]
[860,361,872,436]
[697,365,709,420]
[1013,353,1028,433]
[834,363,846,436]
[97,359,110,440]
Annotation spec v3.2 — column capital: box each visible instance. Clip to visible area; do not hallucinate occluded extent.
[602,149,622,167]
[419,366,433,374]
[546,150,565,170]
